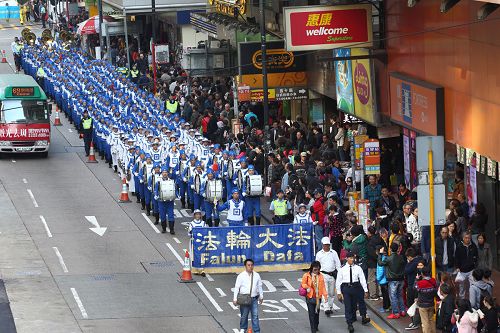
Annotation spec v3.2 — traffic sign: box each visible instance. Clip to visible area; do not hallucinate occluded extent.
[363,139,380,175]
[416,136,444,172]
[416,184,446,226]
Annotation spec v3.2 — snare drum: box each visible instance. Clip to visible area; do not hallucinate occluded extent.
[206,179,223,201]
[158,179,176,201]
[246,175,263,196]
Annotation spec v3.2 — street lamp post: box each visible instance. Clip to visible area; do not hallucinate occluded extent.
[151,0,157,94]
[259,0,268,126]
[98,0,104,58]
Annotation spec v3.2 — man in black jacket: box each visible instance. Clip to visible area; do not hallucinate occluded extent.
[366,226,383,300]
[454,232,478,299]
[436,226,456,276]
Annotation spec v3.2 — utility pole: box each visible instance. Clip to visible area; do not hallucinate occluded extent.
[98,0,104,58]
[259,0,268,128]
[151,0,157,94]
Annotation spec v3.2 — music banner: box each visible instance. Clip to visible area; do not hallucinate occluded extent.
[192,223,314,273]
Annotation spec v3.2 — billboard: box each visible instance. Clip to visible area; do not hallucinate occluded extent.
[389,72,445,136]
[351,48,377,124]
[335,48,354,115]
[239,40,307,89]
[283,4,373,51]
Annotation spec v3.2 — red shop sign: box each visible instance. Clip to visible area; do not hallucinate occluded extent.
[283,5,373,51]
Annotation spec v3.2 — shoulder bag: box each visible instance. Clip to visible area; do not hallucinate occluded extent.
[236,273,253,306]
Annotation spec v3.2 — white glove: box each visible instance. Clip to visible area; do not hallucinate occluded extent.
[154,196,159,200]
[183,177,187,182]
[134,173,139,177]
[190,184,194,189]
[233,180,237,185]
[147,186,152,191]
[242,192,247,197]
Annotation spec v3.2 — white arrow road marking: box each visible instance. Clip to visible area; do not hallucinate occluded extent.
[52,247,68,273]
[141,213,160,234]
[173,237,181,244]
[71,288,88,319]
[180,209,191,217]
[165,243,183,265]
[85,216,107,236]
[22,178,27,184]
[197,282,223,312]
[205,273,214,282]
[39,215,52,238]
[216,288,226,297]
[174,209,183,219]
[279,278,298,292]
[27,189,38,207]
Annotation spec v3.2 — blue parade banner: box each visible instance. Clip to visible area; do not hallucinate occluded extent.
[0,6,20,19]
[192,223,314,273]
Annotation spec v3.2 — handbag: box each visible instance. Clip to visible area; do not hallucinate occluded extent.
[236,272,253,306]
[407,302,417,317]
[298,286,307,297]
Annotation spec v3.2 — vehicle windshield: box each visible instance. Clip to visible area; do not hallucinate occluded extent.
[0,100,49,124]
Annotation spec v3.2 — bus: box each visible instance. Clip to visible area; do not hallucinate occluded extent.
[0,74,51,158]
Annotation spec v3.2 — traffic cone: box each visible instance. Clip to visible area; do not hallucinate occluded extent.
[178,250,195,283]
[87,142,98,163]
[248,328,253,333]
[53,107,62,126]
[1,50,6,63]
[119,178,131,203]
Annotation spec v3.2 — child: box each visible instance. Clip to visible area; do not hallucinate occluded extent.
[376,245,390,313]
[293,203,313,224]
[188,209,207,236]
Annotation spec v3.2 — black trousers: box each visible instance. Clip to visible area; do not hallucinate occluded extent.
[380,284,390,309]
[83,132,92,155]
[341,283,367,324]
[306,298,320,332]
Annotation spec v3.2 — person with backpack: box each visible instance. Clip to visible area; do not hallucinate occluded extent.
[469,269,492,310]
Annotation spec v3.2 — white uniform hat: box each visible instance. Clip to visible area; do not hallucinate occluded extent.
[321,237,331,245]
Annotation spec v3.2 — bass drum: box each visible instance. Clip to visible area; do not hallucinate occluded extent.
[227,159,234,179]
[159,179,176,201]
[246,175,263,196]
[206,179,223,201]
[194,173,202,194]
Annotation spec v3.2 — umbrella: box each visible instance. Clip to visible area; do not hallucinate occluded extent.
[77,15,116,35]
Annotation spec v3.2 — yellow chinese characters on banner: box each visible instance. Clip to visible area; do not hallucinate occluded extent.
[351,48,376,124]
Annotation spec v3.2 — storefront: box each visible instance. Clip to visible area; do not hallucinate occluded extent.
[380,0,500,268]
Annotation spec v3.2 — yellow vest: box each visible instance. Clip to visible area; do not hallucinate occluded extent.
[166,101,179,114]
[130,69,139,78]
[273,199,288,216]
[82,118,92,130]
[36,67,45,78]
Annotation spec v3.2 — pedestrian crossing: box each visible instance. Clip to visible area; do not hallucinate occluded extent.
[0,22,37,31]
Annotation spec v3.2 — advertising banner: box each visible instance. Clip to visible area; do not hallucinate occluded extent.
[363,139,380,175]
[403,128,411,189]
[389,72,445,136]
[283,5,372,51]
[0,124,50,140]
[192,223,314,273]
[335,48,354,115]
[351,48,377,124]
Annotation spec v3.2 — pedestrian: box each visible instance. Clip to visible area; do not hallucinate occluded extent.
[480,296,499,333]
[378,242,406,319]
[366,226,383,300]
[79,110,93,156]
[436,283,455,333]
[336,251,370,333]
[301,261,328,333]
[436,225,456,277]
[315,237,341,316]
[405,248,425,330]
[414,266,438,333]
[455,232,478,299]
[376,245,390,313]
[476,233,492,270]
[233,259,263,333]
[469,269,492,310]
[40,2,46,28]
[187,209,206,236]
[452,299,479,333]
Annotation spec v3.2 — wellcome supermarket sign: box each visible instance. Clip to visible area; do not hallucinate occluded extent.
[283,4,373,51]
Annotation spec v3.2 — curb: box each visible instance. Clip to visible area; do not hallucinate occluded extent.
[365,300,400,333]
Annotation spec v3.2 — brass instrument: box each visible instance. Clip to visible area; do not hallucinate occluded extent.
[21,27,31,41]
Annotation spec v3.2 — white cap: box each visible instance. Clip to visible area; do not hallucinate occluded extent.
[321,237,331,245]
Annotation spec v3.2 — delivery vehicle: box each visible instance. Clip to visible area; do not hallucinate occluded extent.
[0,74,51,157]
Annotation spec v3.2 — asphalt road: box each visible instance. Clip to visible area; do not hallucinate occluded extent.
[0,22,396,333]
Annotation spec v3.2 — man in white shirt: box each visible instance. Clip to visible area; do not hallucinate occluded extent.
[315,237,341,315]
[233,259,263,333]
[336,252,370,333]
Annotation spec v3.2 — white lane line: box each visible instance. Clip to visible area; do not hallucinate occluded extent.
[173,237,181,244]
[197,282,223,312]
[174,209,183,219]
[11,160,16,163]
[216,288,226,297]
[237,316,289,321]
[279,278,298,292]
[27,189,39,207]
[22,178,27,184]
[165,243,184,265]
[206,273,214,282]
[141,213,160,234]
[68,128,73,133]
[39,215,52,238]
[180,209,191,217]
[52,247,68,273]
[70,288,88,319]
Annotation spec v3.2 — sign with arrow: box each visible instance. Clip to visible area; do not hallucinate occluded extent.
[275,87,308,101]
[85,216,107,236]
